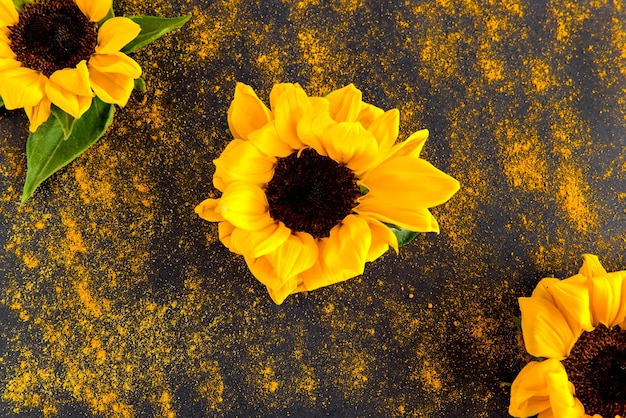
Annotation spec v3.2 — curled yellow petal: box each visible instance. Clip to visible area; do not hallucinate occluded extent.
[531,275,593,333]
[320,121,378,175]
[355,202,440,233]
[218,221,236,252]
[96,17,141,54]
[24,98,51,132]
[217,182,273,231]
[227,82,272,140]
[75,0,112,22]
[365,218,398,262]
[230,221,291,258]
[89,53,141,78]
[323,215,371,275]
[213,139,276,189]
[247,122,294,158]
[0,67,46,109]
[195,198,225,222]
[266,277,299,305]
[366,109,399,158]
[89,67,134,106]
[356,101,385,129]
[579,254,607,280]
[272,83,310,150]
[325,84,362,122]
[509,359,575,418]
[588,270,626,328]
[46,62,93,119]
[519,296,578,359]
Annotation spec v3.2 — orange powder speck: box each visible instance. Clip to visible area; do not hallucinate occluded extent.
[75,281,102,318]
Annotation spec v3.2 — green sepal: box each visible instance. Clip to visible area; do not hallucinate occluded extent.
[386,224,419,247]
[121,14,191,54]
[22,98,114,203]
[0,96,4,109]
[12,0,33,12]
[133,77,147,93]
[50,106,75,139]
[531,356,547,362]
[358,184,369,195]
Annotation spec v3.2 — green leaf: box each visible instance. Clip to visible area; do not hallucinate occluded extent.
[50,106,75,139]
[12,0,33,12]
[386,224,419,247]
[134,77,147,93]
[122,14,191,54]
[22,98,114,203]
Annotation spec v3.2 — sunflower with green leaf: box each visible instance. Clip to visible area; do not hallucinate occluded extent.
[0,0,190,201]
[196,82,460,304]
[510,254,626,418]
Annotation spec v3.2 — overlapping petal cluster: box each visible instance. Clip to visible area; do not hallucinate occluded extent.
[196,82,459,304]
[509,254,626,418]
[0,0,142,131]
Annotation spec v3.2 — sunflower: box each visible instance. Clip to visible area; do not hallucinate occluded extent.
[509,254,626,418]
[195,82,460,304]
[0,0,141,131]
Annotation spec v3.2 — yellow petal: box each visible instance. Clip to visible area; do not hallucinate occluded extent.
[323,215,371,274]
[273,83,310,149]
[360,157,460,208]
[268,82,293,111]
[367,109,399,157]
[247,121,294,158]
[295,101,332,156]
[325,84,362,122]
[509,360,560,417]
[0,67,46,109]
[213,139,276,188]
[45,77,93,119]
[589,270,626,328]
[89,52,141,78]
[0,30,16,59]
[218,221,236,252]
[320,122,378,175]
[89,67,134,106]
[24,98,52,132]
[0,0,18,27]
[387,129,429,159]
[365,218,398,262]
[355,201,440,233]
[96,17,141,54]
[578,254,607,280]
[245,232,318,289]
[519,296,578,359]
[48,61,93,96]
[531,275,593,333]
[195,198,225,222]
[75,0,112,22]
[356,101,385,129]
[227,82,272,140]
[230,221,291,258]
[217,182,273,231]
[266,277,299,305]
[545,369,585,418]
[298,238,355,291]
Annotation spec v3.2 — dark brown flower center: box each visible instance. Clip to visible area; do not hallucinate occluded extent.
[8,0,98,77]
[265,148,360,238]
[563,325,626,417]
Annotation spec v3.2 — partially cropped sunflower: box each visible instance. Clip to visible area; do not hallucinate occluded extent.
[195,82,460,304]
[510,254,626,418]
[0,0,141,131]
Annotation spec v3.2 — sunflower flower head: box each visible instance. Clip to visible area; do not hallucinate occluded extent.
[509,254,626,418]
[195,82,460,304]
[0,0,142,131]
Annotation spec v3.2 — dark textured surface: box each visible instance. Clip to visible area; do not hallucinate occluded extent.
[0,0,625,417]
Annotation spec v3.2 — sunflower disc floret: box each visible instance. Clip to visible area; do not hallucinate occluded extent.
[196,82,460,304]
